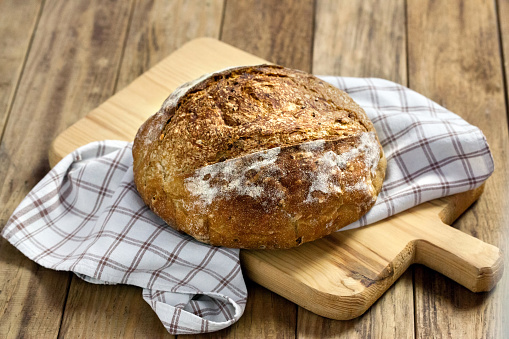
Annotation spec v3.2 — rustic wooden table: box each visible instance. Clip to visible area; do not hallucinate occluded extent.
[1,1,508,338]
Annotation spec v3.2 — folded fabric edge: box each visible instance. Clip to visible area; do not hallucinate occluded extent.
[145,291,245,334]
[478,131,496,176]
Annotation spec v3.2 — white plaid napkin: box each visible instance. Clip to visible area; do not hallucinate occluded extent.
[2,77,494,335]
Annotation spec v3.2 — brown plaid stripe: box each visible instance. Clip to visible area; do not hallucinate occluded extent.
[2,77,494,334]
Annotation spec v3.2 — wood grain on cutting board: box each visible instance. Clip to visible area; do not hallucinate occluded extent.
[48,38,503,321]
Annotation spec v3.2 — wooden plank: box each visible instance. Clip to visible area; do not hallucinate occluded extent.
[57,1,224,338]
[0,0,42,136]
[0,1,133,338]
[205,1,314,337]
[312,0,407,84]
[0,245,70,339]
[58,278,169,338]
[116,0,224,90]
[221,0,314,71]
[297,1,412,337]
[501,0,509,90]
[496,1,509,334]
[407,0,509,337]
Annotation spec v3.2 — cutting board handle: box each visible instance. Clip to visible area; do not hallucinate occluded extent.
[409,187,503,292]
[414,220,503,292]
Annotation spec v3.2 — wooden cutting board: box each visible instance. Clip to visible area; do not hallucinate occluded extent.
[49,38,503,320]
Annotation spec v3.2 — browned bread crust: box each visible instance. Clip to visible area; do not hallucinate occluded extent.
[133,65,386,249]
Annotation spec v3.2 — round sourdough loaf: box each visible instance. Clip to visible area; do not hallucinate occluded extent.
[132,65,386,249]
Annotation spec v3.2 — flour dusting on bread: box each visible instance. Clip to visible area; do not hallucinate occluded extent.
[304,132,380,202]
[184,146,282,208]
[185,132,381,210]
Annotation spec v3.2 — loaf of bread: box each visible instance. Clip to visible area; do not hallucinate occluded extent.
[132,65,386,249]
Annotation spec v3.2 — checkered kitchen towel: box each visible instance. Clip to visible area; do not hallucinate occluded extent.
[2,77,494,335]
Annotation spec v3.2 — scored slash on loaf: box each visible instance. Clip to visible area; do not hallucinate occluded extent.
[132,65,387,249]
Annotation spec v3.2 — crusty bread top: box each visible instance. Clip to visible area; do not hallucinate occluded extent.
[132,65,386,248]
[133,65,376,180]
